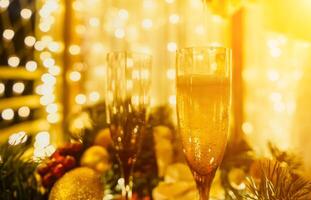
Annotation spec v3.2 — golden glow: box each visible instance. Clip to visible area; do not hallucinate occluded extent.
[43,58,55,68]
[115,28,125,39]
[46,103,58,114]
[142,18,153,29]
[69,71,81,82]
[168,95,176,105]
[0,83,5,95]
[69,44,81,55]
[18,106,30,118]
[21,8,32,19]
[166,68,176,80]
[118,9,129,20]
[89,17,100,27]
[48,65,61,76]
[34,131,50,149]
[24,35,36,47]
[169,14,180,24]
[25,61,37,72]
[242,122,253,135]
[75,94,87,105]
[2,108,14,120]
[12,82,25,94]
[167,42,177,52]
[8,56,20,67]
[47,113,60,123]
[89,91,100,102]
[2,29,14,40]
[0,0,9,9]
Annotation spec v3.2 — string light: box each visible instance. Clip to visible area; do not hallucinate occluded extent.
[168,95,176,105]
[69,44,81,55]
[142,18,153,29]
[89,91,100,102]
[25,61,37,72]
[165,0,175,4]
[0,83,5,95]
[2,29,14,40]
[118,9,129,20]
[24,35,36,47]
[46,103,58,114]
[18,106,30,118]
[8,56,20,67]
[12,82,25,94]
[114,28,125,39]
[169,14,180,24]
[167,42,177,52]
[75,94,87,105]
[89,17,100,27]
[20,8,32,19]
[2,108,14,120]
[166,68,176,80]
[0,0,9,9]
[69,71,81,82]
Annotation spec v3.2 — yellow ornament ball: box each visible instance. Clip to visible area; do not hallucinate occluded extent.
[94,128,112,148]
[49,167,103,200]
[80,145,110,173]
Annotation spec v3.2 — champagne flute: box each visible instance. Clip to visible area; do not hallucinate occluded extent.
[106,51,151,200]
[176,47,231,200]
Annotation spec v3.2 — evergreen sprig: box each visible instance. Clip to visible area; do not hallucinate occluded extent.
[245,160,311,200]
[0,138,45,200]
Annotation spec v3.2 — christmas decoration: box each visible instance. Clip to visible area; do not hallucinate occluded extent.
[0,138,45,200]
[37,142,83,188]
[80,145,110,173]
[49,167,104,200]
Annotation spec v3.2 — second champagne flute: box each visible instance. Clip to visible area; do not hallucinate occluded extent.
[176,47,232,200]
[106,51,151,200]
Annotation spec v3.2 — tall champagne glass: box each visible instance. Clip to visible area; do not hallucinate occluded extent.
[176,47,231,200]
[106,51,151,199]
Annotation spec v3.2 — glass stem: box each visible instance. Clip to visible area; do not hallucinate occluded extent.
[197,182,211,200]
[121,173,133,200]
[193,170,216,200]
[119,158,135,200]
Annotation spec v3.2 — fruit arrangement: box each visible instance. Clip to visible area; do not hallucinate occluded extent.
[37,142,83,188]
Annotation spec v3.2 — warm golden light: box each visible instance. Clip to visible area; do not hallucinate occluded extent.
[69,71,81,82]
[8,56,20,67]
[12,82,25,94]
[20,8,32,19]
[0,83,5,95]
[69,44,81,55]
[2,29,14,40]
[18,106,30,118]
[75,94,87,105]
[2,108,14,120]
[167,42,177,52]
[142,18,153,29]
[115,28,125,39]
[24,35,36,47]
[89,91,100,102]
[169,14,180,24]
[0,0,9,9]
[25,61,38,72]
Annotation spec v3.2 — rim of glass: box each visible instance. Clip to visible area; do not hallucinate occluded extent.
[106,51,152,59]
[176,46,231,54]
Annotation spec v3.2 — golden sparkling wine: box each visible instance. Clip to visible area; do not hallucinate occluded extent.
[177,75,230,176]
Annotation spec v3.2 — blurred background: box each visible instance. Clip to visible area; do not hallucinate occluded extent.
[0,0,310,173]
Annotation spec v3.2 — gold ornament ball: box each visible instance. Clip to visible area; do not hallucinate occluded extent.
[94,128,112,148]
[80,145,110,173]
[49,167,103,200]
